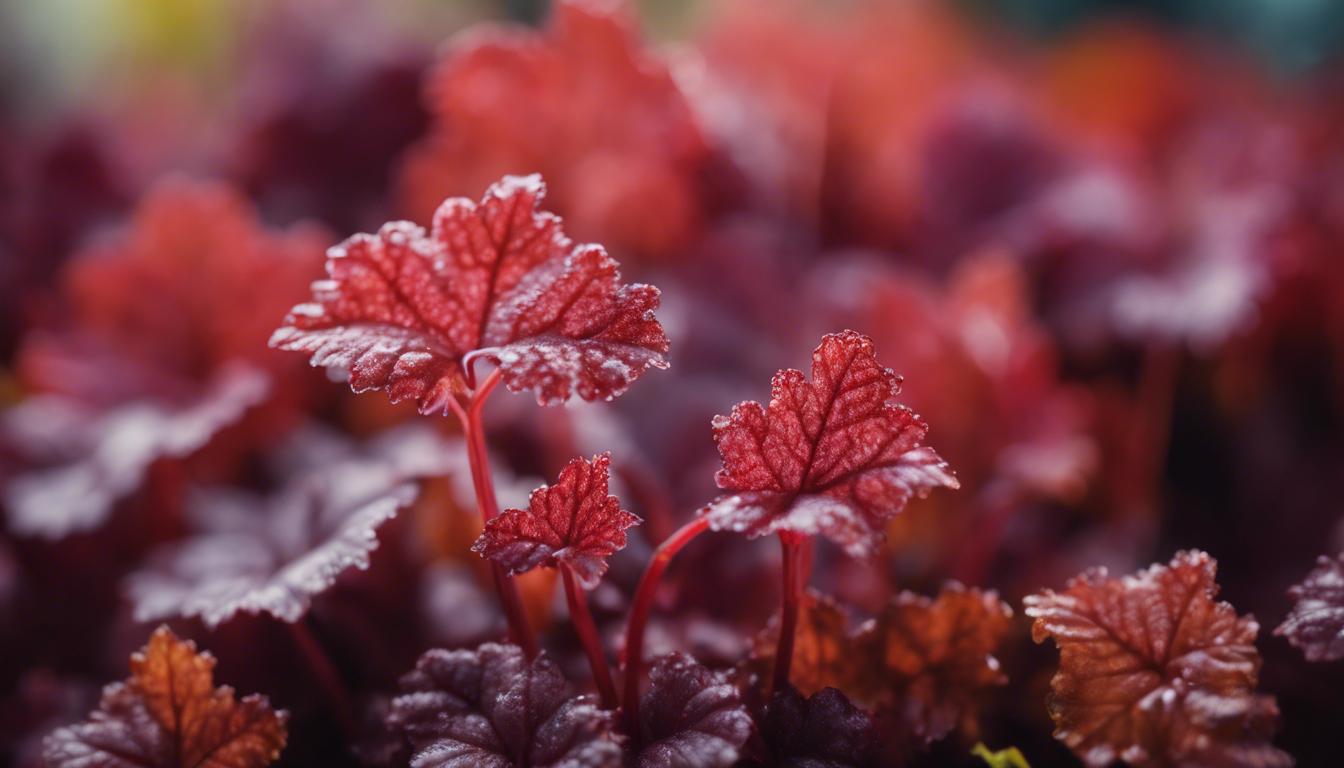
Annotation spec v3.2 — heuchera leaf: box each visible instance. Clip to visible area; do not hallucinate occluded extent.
[1275,552,1344,662]
[125,429,446,627]
[386,642,624,768]
[700,330,958,558]
[43,626,287,768]
[635,653,753,768]
[744,586,1011,748]
[4,364,270,539]
[757,685,879,768]
[398,1,709,257]
[1024,550,1292,768]
[270,174,670,409]
[472,453,640,589]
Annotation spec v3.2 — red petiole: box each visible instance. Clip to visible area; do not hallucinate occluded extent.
[622,515,710,729]
[561,564,619,709]
[448,367,540,659]
[771,530,808,697]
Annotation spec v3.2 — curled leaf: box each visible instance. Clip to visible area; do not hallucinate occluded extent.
[1275,552,1344,662]
[1024,550,1292,768]
[635,653,753,768]
[472,453,641,589]
[386,642,624,768]
[43,626,287,768]
[271,174,669,410]
[700,330,958,557]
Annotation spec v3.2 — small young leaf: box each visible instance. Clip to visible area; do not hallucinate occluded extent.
[757,685,879,768]
[1024,550,1292,768]
[472,453,640,589]
[635,653,753,768]
[973,743,1031,768]
[386,642,624,768]
[43,626,287,768]
[271,174,669,410]
[700,330,958,558]
[125,429,447,627]
[1276,552,1344,661]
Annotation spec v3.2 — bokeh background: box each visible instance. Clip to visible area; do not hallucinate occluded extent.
[4,0,1344,766]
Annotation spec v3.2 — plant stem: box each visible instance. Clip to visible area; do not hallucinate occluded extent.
[771,531,807,697]
[622,515,710,728]
[288,618,355,738]
[561,564,619,709]
[449,368,540,658]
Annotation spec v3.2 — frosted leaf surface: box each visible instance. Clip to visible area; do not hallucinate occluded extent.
[1276,552,1344,662]
[699,330,958,557]
[634,653,752,768]
[271,174,669,410]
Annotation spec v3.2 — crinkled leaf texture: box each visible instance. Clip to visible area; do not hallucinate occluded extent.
[271,174,669,410]
[744,586,1011,748]
[700,331,958,558]
[1024,550,1292,768]
[43,626,287,768]
[386,642,624,768]
[472,453,640,589]
[758,685,879,768]
[4,364,270,539]
[125,425,451,627]
[635,653,753,768]
[1276,552,1344,662]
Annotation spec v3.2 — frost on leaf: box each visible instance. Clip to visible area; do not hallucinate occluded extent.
[398,1,709,257]
[1276,552,1344,662]
[386,642,624,768]
[43,626,287,768]
[757,685,879,768]
[125,429,446,627]
[270,174,670,410]
[1024,550,1292,768]
[744,586,1011,748]
[699,330,958,557]
[472,453,640,589]
[635,653,753,768]
[4,364,270,539]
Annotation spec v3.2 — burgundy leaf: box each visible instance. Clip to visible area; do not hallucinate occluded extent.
[635,653,753,768]
[125,427,449,627]
[472,453,640,588]
[270,174,669,410]
[1024,550,1292,768]
[43,627,287,768]
[1276,552,1344,662]
[4,364,270,539]
[699,330,958,557]
[386,642,624,768]
[758,686,879,768]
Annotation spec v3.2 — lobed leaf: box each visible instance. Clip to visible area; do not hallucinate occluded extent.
[699,330,958,557]
[1024,550,1292,768]
[472,453,640,589]
[757,685,879,768]
[43,626,287,768]
[271,174,669,410]
[1275,552,1344,662]
[635,653,753,768]
[125,427,450,627]
[386,642,624,768]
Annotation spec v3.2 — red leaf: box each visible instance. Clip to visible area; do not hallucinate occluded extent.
[386,643,624,768]
[472,453,640,589]
[271,175,670,410]
[43,626,287,768]
[635,653,753,768]
[1024,550,1292,768]
[397,1,709,257]
[699,330,957,557]
[1275,552,1344,662]
[757,685,879,768]
[125,426,447,627]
